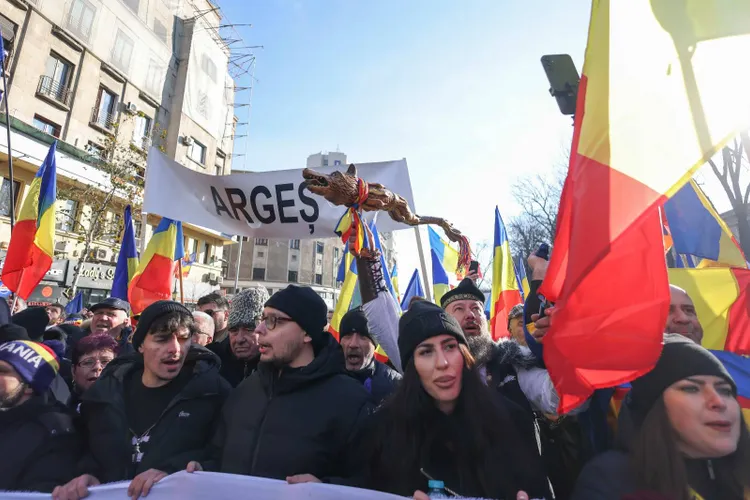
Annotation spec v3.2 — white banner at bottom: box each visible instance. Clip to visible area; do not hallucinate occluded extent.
[0,471,409,500]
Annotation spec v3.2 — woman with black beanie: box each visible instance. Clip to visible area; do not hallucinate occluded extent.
[572,334,750,500]
[290,301,550,499]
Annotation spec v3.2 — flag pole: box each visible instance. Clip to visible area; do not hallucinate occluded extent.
[413,227,432,302]
[178,260,184,304]
[1,33,16,232]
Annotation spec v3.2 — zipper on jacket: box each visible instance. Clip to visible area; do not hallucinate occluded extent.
[249,374,275,473]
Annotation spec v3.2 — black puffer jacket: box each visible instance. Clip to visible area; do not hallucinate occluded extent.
[78,345,231,482]
[208,336,371,480]
[0,396,81,492]
[349,358,401,404]
[206,336,260,387]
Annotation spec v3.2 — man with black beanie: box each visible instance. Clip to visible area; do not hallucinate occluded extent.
[187,285,371,482]
[339,307,401,403]
[53,301,231,500]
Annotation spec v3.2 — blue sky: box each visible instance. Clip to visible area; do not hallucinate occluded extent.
[218,1,592,278]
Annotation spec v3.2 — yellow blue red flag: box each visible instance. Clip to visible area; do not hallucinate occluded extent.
[490,207,522,340]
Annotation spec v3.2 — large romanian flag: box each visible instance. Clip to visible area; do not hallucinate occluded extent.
[2,141,57,300]
[128,218,184,314]
[540,1,750,412]
[490,207,522,340]
[111,205,139,301]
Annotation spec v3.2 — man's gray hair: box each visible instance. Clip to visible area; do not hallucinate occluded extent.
[192,311,215,335]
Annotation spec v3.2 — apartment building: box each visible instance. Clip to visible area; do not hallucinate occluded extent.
[221,151,399,309]
[0,0,241,306]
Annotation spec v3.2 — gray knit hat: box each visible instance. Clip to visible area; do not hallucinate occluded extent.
[228,287,270,330]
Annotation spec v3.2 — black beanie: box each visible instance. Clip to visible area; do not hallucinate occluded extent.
[12,307,50,341]
[0,323,31,344]
[264,285,327,345]
[398,301,467,368]
[629,334,736,426]
[339,308,373,343]
[132,300,192,349]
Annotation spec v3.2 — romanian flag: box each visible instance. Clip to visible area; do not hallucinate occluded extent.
[111,205,139,301]
[539,1,750,413]
[490,207,522,341]
[428,227,460,279]
[2,141,57,300]
[516,256,530,300]
[663,180,746,268]
[128,218,184,314]
[391,264,400,302]
[176,253,196,278]
[400,269,425,312]
[430,248,450,305]
[329,250,357,342]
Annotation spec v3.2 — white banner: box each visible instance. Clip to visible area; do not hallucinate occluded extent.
[0,471,408,499]
[143,149,416,239]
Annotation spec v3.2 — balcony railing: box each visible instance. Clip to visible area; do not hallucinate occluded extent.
[90,106,116,132]
[36,76,71,107]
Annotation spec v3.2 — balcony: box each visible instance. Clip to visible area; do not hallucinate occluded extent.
[35,76,71,110]
[89,107,116,134]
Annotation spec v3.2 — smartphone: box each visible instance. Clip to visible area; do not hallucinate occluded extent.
[469,260,480,275]
[535,243,550,261]
[538,296,550,319]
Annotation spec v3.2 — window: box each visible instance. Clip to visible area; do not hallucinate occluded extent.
[334,247,340,260]
[40,53,73,105]
[133,220,143,238]
[290,239,300,250]
[0,15,17,72]
[55,199,78,232]
[323,158,328,167]
[252,268,266,280]
[145,59,163,96]
[200,54,217,82]
[334,160,341,166]
[67,0,96,41]
[316,242,324,254]
[112,30,134,72]
[315,274,323,285]
[288,271,298,283]
[257,251,265,258]
[32,115,61,138]
[202,242,212,265]
[0,177,20,218]
[187,139,206,165]
[92,86,117,130]
[215,151,226,176]
[153,19,168,43]
[123,0,140,15]
[197,91,208,119]
[131,115,152,148]
[255,238,268,246]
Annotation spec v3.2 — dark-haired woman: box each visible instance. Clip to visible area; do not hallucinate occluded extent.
[572,334,750,500]
[290,301,549,499]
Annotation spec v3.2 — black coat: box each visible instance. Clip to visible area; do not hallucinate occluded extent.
[206,336,260,387]
[0,396,81,492]
[208,337,371,480]
[78,345,231,482]
[349,358,401,404]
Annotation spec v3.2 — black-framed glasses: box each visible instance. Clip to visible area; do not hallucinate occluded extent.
[259,315,293,331]
[78,357,114,369]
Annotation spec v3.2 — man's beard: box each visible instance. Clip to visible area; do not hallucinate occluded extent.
[0,383,28,410]
[466,333,495,366]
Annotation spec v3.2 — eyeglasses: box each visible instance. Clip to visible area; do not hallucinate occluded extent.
[259,315,293,331]
[78,357,114,369]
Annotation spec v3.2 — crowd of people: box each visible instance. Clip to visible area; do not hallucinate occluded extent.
[0,251,747,500]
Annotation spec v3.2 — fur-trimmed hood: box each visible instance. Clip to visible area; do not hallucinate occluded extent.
[487,338,539,370]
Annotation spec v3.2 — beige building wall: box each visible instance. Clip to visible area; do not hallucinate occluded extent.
[0,0,241,304]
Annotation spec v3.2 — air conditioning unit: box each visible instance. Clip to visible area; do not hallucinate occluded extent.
[202,273,210,283]
[182,136,194,147]
[89,247,108,260]
[215,275,224,284]
[54,241,69,253]
[208,273,218,282]
[125,102,138,114]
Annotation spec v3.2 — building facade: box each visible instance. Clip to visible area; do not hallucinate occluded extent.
[0,0,240,307]
[221,151,399,310]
